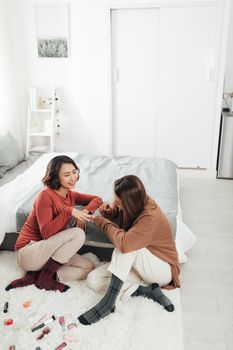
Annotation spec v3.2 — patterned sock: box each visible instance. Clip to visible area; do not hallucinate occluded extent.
[35,258,69,293]
[132,283,174,312]
[78,274,123,325]
[5,271,40,291]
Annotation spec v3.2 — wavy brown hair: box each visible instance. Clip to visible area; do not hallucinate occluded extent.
[114,175,147,230]
[42,155,79,190]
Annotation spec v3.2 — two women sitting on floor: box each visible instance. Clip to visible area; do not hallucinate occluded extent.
[6,155,180,325]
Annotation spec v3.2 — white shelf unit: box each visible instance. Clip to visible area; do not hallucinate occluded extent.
[26,87,56,157]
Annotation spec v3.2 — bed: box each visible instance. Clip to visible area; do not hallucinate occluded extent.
[0,152,196,262]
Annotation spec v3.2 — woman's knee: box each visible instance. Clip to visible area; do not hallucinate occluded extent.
[70,228,86,246]
[17,246,42,271]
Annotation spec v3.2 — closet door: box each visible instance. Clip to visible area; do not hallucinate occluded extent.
[111,8,159,157]
[156,6,221,168]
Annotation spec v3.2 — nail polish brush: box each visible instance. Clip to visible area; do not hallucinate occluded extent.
[31,315,55,332]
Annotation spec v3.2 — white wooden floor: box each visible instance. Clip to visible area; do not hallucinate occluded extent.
[179,175,233,350]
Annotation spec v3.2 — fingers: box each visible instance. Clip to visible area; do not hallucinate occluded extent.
[101,202,110,210]
[99,207,105,214]
[77,217,85,222]
[81,210,94,221]
[99,202,112,214]
[80,212,93,221]
[72,208,93,222]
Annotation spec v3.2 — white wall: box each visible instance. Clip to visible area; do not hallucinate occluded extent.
[0,0,26,147]
[224,0,233,92]
[0,0,7,129]
[2,0,231,165]
[4,0,112,154]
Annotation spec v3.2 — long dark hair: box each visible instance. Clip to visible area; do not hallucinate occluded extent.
[42,155,79,189]
[114,175,147,230]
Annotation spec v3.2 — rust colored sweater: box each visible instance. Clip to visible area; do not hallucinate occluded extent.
[93,196,180,289]
[15,188,103,250]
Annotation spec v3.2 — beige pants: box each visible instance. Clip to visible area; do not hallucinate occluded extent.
[17,228,95,282]
[87,247,172,302]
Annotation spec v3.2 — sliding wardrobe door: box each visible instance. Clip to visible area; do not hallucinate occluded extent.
[156,6,221,168]
[111,8,159,157]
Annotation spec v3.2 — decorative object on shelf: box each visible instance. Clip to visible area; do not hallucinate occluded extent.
[35,4,69,58]
[26,87,57,157]
[54,92,61,136]
[31,121,41,133]
[223,91,233,112]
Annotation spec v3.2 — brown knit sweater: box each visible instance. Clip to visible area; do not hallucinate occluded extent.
[93,196,180,289]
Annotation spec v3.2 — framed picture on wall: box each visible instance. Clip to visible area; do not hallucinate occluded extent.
[35,4,69,58]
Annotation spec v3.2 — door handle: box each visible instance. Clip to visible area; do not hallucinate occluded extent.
[114,68,120,83]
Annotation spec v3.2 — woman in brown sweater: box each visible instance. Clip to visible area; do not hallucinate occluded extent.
[78,175,180,326]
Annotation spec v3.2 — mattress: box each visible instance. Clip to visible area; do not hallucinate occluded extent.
[1,153,196,262]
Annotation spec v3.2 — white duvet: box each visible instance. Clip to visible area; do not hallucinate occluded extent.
[0,153,196,263]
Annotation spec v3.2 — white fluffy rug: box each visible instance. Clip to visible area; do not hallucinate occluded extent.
[0,252,184,350]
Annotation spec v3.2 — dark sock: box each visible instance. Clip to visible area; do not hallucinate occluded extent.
[78,274,123,325]
[132,283,174,312]
[5,271,40,291]
[35,258,69,293]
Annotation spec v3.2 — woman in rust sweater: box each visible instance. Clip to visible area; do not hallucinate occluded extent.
[78,175,180,325]
[6,155,102,293]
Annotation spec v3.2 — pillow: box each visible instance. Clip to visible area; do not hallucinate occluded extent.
[0,131,25,178]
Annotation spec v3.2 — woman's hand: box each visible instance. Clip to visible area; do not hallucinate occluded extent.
[99,202,115,215]
[76,208,91,230]
[76,219,87,231]
[72,208,93,222]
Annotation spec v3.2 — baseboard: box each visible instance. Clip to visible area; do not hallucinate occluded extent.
[177,169,217,178]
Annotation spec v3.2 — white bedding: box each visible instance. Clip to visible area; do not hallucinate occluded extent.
[176,176,196,263]
[0,153,196,262]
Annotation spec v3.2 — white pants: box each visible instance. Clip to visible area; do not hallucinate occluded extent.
[17,228,95,282]
[87,248,172,302]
